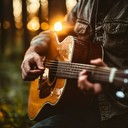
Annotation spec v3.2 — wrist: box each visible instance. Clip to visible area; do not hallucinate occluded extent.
[26,43,48,56]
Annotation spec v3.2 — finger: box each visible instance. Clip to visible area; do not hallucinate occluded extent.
[78,74,94,91]
[22,67,32,81]
[21,61,43,81]
[33,55,44,70]
[79,70,87,76]
[93,83,102,94]
[28,69,43,76]
[79,70,93,90]
[22,74,39,81]
[21,60,31,73]
[22,69,41,81]
[90,58,107,66]
[25,68,43,79]
[21,68,27,80]
[83,79,94,91]
[21,61,31,80]
[78,75,87,89]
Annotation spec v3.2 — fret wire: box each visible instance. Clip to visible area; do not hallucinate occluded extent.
[48,67,110,79]
[45,60,128,78]
[47,67,111,76]
[116,70,128,77]
[45,64,111,76]
[47,62,128,78]
[45,60,111,72]
[43,60,127,83]
[45,61,111,75]
[49,72,126,84]
[45,61,95,70]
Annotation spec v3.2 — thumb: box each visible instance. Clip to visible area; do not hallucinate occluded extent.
[36,57,44,70]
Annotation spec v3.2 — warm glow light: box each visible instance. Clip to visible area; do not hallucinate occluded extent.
[3,21,10,29]
[15,22,23,29]
[40,0,48,19]
[54,22,62,31]
[13,0,22,17]
[27,17,40,31]
[27,0,40,14]
[41,22,49,30]
[13,0,22,29]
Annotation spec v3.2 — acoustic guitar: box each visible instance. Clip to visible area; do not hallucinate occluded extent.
[28,34,128,120]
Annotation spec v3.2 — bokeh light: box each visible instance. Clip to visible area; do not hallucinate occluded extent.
[27,0,40,14]
[41,22,49,30]
[13,0,22,29]
[27,17,40,31]
[41,0,48,20]
[3,21,10,29]
[54,22,62,32]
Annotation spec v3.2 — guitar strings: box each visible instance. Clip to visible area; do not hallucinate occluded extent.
[47,71,127,83]
[44,60,110,80]
[44,60,110,72]
[44,60,128,77]
[46,66,110,77]
[32,59,127,85]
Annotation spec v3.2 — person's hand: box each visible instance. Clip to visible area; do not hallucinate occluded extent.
[21,31,53,81]
[21,51,44,81]
[78,58,108,94]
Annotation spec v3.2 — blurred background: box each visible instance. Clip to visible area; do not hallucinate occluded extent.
[0,0,77,127]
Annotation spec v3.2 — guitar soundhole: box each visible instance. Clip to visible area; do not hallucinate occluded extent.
[39,84,51,98]
[39,61,58,99]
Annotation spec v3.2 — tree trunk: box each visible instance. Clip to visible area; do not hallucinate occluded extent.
[22,0,30,53]
[48,0,67,24]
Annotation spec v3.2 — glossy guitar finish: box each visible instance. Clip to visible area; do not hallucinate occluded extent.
[28,34,102,120]
[28,33,128,120]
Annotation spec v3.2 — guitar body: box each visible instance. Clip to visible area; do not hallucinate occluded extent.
[28,35,103,120]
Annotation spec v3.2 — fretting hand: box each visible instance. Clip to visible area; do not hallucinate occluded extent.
[78,58,108,94]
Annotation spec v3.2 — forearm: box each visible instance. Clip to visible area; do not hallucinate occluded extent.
[25,31,53,56]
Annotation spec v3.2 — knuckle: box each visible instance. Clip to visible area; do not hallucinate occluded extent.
[21,61,25,69]
[34,55,40,61]
[22,74,26,81]
[80,76,87,82]
[21,64,23,70]
[98,58,102,63]
[21,60,27,69]
[22,77,26,81]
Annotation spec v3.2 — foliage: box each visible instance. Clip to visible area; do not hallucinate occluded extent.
[0,57,35,128]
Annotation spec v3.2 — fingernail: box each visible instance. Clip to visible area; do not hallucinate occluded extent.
[38,66,44,70]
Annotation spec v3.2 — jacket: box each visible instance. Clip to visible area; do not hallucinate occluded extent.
[66,0,128,120]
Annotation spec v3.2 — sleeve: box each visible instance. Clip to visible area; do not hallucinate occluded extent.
[66,3,78,25]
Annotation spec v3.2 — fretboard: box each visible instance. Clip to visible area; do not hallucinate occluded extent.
[44,60,128,85]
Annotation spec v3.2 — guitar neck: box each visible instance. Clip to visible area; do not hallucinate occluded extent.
[45,60,128,85]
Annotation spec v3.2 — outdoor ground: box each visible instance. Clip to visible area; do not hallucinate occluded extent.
[0,53,36,127]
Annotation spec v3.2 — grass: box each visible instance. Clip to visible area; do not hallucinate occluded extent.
[0,55,35,128]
